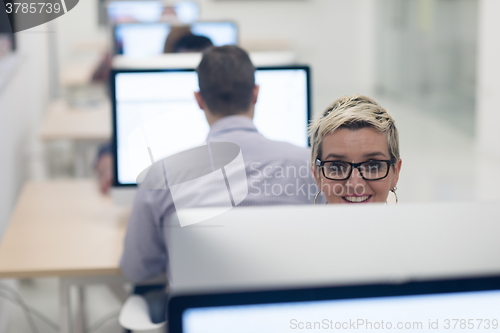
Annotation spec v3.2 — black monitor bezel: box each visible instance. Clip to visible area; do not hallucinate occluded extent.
[112,20,239,55]
[110,65,312,188]
[168,274,500,333]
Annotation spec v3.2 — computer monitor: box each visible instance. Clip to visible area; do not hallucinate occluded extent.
[174,1,200,24]
[168,275,500,333]
[111,66,310,187]
[105,0,199,25]
[115,22,171,57]
[190,22,238,48]
[107,1,165,23]
[114,21,238,57]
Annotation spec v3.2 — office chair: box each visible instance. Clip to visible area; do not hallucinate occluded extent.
[119,294,166,332]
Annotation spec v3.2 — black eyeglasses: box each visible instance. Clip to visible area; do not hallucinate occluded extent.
[315,158,396,181]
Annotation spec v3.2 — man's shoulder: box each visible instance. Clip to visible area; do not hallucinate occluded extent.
[269,140,310,154]
[242,136,311,160]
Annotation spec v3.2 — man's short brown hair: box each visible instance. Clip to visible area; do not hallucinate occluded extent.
[196,45,255,116]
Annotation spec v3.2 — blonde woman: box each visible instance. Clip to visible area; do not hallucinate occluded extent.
[309,95,402,204]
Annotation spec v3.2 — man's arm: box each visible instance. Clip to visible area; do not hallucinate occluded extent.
[120,187,168,282]
[95,142,113,194]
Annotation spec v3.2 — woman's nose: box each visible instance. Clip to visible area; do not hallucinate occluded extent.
[347,167,367,186]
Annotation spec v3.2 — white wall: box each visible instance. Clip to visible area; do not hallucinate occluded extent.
[476,0,500,157]
[198,0,377,117]
[0,28,50,237]
[0,23,50,333]
[55,0,107,66]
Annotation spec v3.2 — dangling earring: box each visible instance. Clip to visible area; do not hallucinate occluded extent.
[314,191,328,205]
[390,186,398,204]
[314,178,327,204]
[314,191,321,204]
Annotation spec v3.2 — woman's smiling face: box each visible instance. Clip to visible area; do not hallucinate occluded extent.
[313,127,402,204]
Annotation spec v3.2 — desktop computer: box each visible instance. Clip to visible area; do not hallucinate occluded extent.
[165,203,500,332]
[114,21,238,58]
[106,0,199,24]
[107,1,165,23]
[169,275,500,333]
[110,66,311,204]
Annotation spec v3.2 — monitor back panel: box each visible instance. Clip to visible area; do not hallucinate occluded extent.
[165,203,500,294]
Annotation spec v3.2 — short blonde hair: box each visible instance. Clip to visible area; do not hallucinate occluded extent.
[309,94,400,167]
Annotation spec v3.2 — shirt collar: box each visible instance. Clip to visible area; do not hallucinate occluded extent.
[208,115,258,138]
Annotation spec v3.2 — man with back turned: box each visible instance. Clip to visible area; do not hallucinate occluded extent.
[120,45,318,323]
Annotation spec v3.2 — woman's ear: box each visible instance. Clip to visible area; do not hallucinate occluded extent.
[391,158,402,189]
[312,166,321,187]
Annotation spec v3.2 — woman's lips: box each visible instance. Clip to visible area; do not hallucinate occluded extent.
[342,195,372,203]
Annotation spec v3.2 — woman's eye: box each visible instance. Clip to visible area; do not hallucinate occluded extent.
[328,163,350,174]
[329,163,345,171]
[366,162,382,169]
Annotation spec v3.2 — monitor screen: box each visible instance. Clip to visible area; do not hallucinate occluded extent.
[168,276,500,333]
[190,22,238,48]
[114,22,238,57]
[115,23,171,57]
[174,1,200,24]
[183,290,500,333]
[106,0,199,25]
[107,1,165,23]
[111,67,310,186]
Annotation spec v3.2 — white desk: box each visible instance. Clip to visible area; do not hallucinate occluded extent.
[0,180,130,333]
[39,100,111,177]
[59,58,101,88]
[39,99,111,142]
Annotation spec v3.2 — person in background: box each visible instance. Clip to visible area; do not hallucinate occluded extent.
[309,94,402,204]
[163,25,192,53]
[95,143,113,194]
[120,45,317,323]
[95,33,213,194]
[173,34,213,53]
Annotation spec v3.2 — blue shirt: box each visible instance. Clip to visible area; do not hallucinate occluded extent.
[120,115,318,282]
